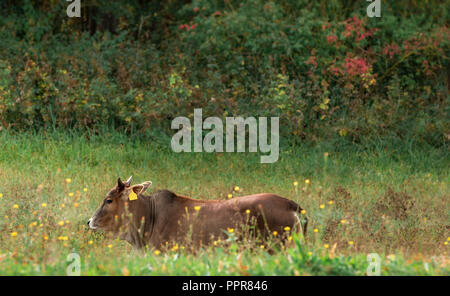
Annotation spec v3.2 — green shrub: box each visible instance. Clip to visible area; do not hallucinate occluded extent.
[0,0,448,146]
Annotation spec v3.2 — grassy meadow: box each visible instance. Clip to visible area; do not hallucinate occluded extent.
[0,130,448,275]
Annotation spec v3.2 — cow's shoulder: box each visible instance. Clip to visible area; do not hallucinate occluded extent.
[151,189,178,202]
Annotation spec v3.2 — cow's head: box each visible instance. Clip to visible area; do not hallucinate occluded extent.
[87,176,152,231]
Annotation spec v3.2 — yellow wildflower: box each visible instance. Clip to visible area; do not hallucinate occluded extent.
[348,241,354,245]
[284,226,291,231]
[13,204,19,209]
[122,267,130,276]
[324,244,329,249]
[313,228,318,233]
[305,179,310,185]
[11,232,18,237]
[273,231,278,236]
[194,206,201,211]
[319,204,325,209]
[65,178,71,183]
[83,188,88,192]
[245,209,250,214]
[234,186,240,192]
[293,181,298,187]
[41,203,47,207]
[68,192,74,197]
[227,227,234,233]
[227,194,233,199]
[154,250,161,255]
[387,254,396,261]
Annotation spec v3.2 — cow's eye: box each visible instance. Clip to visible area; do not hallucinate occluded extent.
[106,199,113,204]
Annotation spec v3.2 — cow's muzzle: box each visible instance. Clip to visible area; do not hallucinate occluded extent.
[87,218,97,230]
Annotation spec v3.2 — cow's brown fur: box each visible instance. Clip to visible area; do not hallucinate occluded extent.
[88,178,308,250]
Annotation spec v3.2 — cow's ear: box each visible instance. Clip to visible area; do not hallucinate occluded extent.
[131,181,152,195]
[117,178,125,191]
[140,181,152,193]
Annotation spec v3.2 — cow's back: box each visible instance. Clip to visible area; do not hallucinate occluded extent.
[227,193,303,234]
[146,190,305,248]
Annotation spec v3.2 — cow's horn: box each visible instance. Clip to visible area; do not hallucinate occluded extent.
[125,176,133,186]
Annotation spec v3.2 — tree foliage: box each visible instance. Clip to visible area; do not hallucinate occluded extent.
[0,0,448,146]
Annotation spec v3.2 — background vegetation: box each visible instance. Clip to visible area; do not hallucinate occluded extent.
[0,0,448,275]
[0,0,448,146]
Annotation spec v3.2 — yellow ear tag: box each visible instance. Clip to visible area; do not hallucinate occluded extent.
[128,190,138,201]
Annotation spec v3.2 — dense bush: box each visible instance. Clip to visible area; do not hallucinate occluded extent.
[0,0,448,146]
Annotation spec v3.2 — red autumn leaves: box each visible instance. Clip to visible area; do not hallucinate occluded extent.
[179,24,197,31]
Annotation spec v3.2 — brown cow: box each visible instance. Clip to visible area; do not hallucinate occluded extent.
[87,177,308,250]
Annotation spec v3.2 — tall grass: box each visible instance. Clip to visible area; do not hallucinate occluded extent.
[0,130,448,275]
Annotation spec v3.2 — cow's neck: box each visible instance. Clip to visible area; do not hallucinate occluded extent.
[145,194,157,245]
[123,194,158,249]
